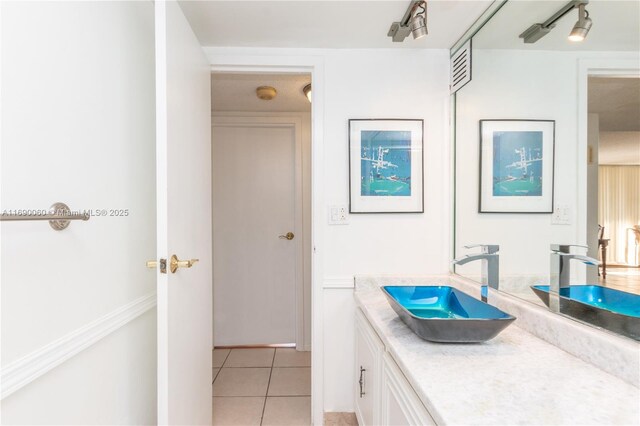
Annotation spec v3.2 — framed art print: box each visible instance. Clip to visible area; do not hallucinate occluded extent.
[479,119,555,213]
[349,119,424,213]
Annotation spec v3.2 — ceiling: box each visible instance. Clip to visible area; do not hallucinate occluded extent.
[589,77,640,165]
[212,73,312,112]
[589,77,640,132]
[474,1,640,51]
[598,132,640,165]
[179,1,492,49]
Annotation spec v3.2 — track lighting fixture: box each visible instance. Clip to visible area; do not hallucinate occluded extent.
[388,0,427,43]
[568,3,593,42]
[519,0,592,44]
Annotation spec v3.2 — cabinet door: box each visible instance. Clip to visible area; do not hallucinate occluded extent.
[355,309,384,426]
[381,352,437,426]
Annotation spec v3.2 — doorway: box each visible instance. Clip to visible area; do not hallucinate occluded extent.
[587,76,640,294]
[210,72,313,425]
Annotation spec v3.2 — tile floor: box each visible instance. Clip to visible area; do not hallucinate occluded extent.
[212,347,311,426]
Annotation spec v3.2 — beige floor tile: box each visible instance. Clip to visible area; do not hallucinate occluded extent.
[224,348,275,367]
[262,396,311,426]
[212,368,220,396]
[273,349,311,367]
[324,412,359,426]
[267,367,311,396]
[212,396,265,426]
[213,349,230,368]
[213,368,271,396]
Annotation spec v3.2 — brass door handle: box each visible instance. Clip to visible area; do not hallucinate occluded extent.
[147,258,167,274]
[170,254,199,273]
[279,232,295,240]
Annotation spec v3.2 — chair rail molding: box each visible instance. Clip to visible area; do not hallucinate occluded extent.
[0,292,157,399]
[323,276,355,289]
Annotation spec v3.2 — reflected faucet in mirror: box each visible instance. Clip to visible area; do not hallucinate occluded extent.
[452,245,499,302]
[451,0,640,340]
[549,244,600,312]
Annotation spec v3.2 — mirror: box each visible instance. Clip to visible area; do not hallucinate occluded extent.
[452,0,640,339]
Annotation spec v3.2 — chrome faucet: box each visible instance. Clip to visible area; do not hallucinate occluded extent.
[549,244,600,312]
[452,245,499,302]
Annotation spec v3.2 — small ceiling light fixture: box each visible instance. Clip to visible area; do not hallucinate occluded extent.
[302,84,312,103]
[388,0,428,43]
[256,86,277,100]
[519,0,592,44]
[568,3,593,42]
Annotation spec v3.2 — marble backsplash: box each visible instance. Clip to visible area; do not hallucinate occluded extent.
[448,273,549,305]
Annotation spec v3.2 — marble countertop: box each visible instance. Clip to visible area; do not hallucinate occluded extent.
[355,285,640,425]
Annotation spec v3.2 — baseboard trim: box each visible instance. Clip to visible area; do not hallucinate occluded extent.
[215,343,296,349]
[322,277,355,289]
[0,292,157,399]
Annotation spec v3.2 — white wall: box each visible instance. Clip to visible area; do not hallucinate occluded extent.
[1,2,157,424]
[321,50,450,412]
[206,47,451,413]
[321,50,451,278]
[454,50,640,286]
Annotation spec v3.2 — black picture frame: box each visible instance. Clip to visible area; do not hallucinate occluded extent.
[478,119,556,214]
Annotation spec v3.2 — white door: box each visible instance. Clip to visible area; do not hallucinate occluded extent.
[155,1,212,424]
[212,123,298,345]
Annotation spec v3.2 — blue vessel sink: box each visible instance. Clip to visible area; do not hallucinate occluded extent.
[531,285,640,340]
[381,286,516,343]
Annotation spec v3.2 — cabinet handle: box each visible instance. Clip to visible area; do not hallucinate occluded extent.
[359,366,366,398]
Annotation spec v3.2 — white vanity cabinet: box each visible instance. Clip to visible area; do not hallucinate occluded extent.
[355,308,384,426]
[355,308,437,426]
[380,352,436,426]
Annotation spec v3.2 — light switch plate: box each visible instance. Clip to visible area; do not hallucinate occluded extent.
[328,205,349,225]
[551,204,571,225]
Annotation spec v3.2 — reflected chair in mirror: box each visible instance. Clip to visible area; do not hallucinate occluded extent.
[627,225,640,266]
[598,225,609,279]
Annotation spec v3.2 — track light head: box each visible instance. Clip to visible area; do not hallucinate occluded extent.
[568,4,592,42]
[410,14,428,39]
[410,1,428,40]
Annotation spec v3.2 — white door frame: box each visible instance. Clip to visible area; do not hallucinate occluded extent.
[576,57,640,249]
[210,54,325,426]
[212,113,306,349]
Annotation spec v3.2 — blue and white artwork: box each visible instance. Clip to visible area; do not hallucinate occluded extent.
[360,130,412,197]
[492,131,543,197]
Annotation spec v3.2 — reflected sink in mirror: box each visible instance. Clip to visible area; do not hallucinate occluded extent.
[382,286,516,343]
[451,0,640,341]
[531,285,640,340]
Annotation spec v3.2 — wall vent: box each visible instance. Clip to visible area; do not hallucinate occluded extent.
[450,40,472,94]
